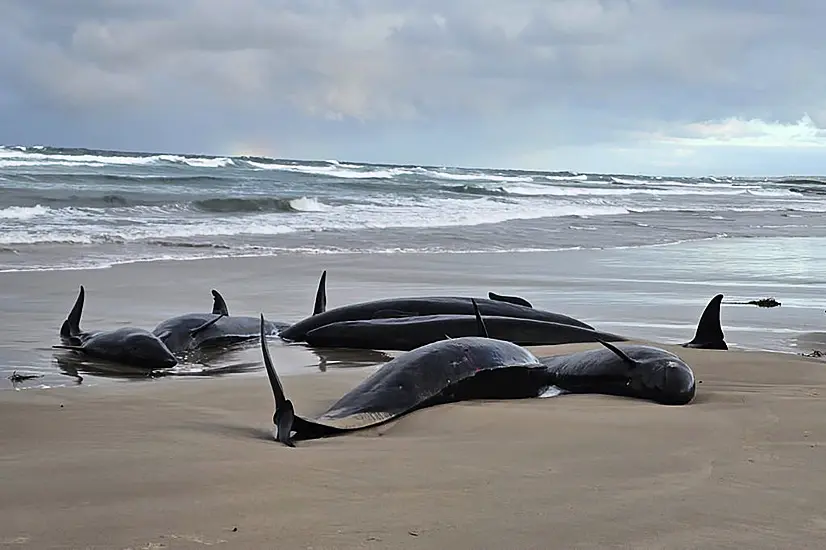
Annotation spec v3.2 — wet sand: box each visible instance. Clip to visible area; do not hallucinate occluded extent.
[2,238,824,390]
[1,343,826,549]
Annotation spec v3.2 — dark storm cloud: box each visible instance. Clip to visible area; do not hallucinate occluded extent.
[1,0,825,174]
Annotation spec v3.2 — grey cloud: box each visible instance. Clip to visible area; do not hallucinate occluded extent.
[1,0,825,163]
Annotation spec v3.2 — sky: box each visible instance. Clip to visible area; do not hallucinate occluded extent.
[1,0,825,176]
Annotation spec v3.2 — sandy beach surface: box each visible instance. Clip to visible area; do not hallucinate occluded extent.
[2,342,826,549]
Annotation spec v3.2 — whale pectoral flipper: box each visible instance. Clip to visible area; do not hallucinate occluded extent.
[52,344,85,352]
[471,299,489,338]
[488,292,533,308]
[190,314,227,337]
[211,289,230,316]
[597,340,638,368]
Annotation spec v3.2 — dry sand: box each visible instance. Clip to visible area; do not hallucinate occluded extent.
[2,343,826,549]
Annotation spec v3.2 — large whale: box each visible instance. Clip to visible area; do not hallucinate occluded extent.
[278,294,592,342]
[303,314,628,351]
[258,301,697,448]
[153,271,328,355]
[300,292,726,352]
[53,286,178,370]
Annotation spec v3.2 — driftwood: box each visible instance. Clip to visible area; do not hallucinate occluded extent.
[8,371,43,383]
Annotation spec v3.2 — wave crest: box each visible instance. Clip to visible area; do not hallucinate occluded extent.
[191,196,331,213]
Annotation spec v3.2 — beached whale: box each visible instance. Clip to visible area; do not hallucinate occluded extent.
[299,292,726,352]
[278,294,592,342]
[258,300,697,447]
[153,271,328,355]
[53,286,178,370]
[303,314,628,351]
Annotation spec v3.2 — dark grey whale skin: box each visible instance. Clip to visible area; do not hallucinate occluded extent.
[303,314,627,351]
[55,286,178,370]
[539,343,696,406]
[279,296,593,342]
[153,311,288,355]
[153,271,328,355]
[257,303,698,448]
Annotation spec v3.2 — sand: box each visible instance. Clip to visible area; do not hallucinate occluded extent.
[2,343,826,549]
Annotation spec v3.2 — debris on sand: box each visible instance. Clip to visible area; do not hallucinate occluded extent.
[727,297,782,308]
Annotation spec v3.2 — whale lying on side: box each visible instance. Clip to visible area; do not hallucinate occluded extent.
[299,293,728,352]
[257,300,698,448]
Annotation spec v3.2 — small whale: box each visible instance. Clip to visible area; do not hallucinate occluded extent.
[279,293,592,342]
[53,286,177,370]
[154,270,327,355]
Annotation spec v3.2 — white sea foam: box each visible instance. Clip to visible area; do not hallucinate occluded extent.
[0,205,51,220]
[289,197,331,212]
[246,160,404,179]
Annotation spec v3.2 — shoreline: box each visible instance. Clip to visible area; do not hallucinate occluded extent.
[0,233,821,275]
[2,237,823,392]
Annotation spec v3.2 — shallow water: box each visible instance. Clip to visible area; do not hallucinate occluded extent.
[1,236,823,392]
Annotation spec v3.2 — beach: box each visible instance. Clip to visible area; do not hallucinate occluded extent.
[2,343,826,549]
[2,146,826,548]
[1,240,825,548]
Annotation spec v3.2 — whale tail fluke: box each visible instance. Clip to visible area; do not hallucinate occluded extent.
[61,285,85,340]
[259,314,295,446]
[488,291,533,308]
[259,313,342,447]
[681,294,727,350]
[313,270,327,316]
[211,289,230,316]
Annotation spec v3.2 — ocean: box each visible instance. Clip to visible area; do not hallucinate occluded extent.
[1,145,824,391]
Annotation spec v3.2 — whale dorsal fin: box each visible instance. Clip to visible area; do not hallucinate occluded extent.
[313,270,328,316]
[471,298,489,338]
[211,289,229,316]
[682,294,727,350]
[190,314,226,337]
[63,285,85,337]
[598,340,637,368]
[488,292,533,308]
